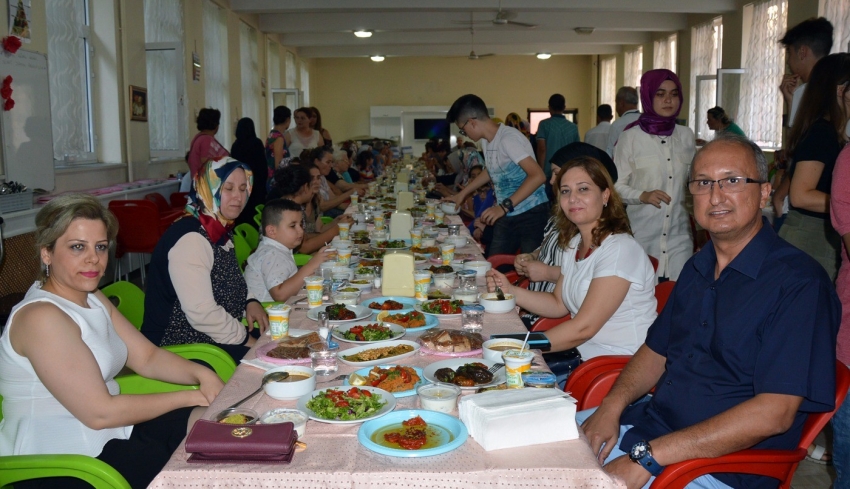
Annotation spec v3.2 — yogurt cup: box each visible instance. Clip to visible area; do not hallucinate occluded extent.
[417,383,462,413]
[414,271,432,301]
[502,349,534,389]
[265,303,291,340]
[304,276,325,308]
[338,222,350,241]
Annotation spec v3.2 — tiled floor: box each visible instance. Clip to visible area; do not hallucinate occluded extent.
[791,430,834,488]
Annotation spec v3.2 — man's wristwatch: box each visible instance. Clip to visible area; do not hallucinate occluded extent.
[628,441,665,476]
[500,198,514,214]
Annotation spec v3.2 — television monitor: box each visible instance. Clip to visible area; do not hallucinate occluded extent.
[413,118,450,140]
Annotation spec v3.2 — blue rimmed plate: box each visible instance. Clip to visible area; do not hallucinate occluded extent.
[343,365,425,398]
[377,310,439,333]
[357,409,468,457]
[360,296,418,313]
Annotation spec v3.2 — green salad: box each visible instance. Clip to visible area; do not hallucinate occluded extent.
[342,323,396,342]
[306,387,386,421]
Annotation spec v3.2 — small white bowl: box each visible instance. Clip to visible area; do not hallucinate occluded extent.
[440,202,461,215]
[445,236,468,248]
[262,366,317,400]
[259,408,308,438]
[432,272,456,288]
[482,338,526,363]
[347,279,373,293]
[464,260,492,277]
[478,292,517,314]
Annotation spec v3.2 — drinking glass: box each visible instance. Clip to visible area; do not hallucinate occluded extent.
[461,305,485,333]
[308,342,339,376]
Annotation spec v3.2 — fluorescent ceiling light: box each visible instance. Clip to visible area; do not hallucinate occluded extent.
[370,55,385,62]
[536,53,552,60]
[354,30,373,38]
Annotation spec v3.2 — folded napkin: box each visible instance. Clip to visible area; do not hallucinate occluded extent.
[240,358,278,371]
[458,388,578,451]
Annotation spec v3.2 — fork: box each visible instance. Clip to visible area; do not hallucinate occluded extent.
[488,363,505,373]
[317,374,347,383]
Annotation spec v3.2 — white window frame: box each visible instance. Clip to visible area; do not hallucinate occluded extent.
[689,17,723,136]
[145,41,187,159]
[653,33,677,73]
[599,56,617,110]
[299,59,310,106]
[239,22,260,124]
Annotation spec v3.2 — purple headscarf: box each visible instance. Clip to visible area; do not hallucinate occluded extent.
[624,69,683,137]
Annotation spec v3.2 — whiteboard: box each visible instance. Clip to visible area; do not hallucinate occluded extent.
[0,49,54,191]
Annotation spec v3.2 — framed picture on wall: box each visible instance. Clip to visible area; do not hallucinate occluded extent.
[129,85,147,122]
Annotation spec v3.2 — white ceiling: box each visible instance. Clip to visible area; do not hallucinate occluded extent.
[231,0,736,58]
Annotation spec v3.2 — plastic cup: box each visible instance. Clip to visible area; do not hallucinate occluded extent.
[337,247,352,266]
[461,304,484,333]
[265,303,291,340]
[440,243,456,265]
[304,276,325,309]
[421,237,437,247]
[374,214,385,230]
[350,193,359,205]
[414,270,432,301]
[426,201,436,219]
[324,247,338,261]
[410,227,423,247]
[308,342,339,376]
[502,349,534,389]
[338,222,350,241]
[434,210,445,225]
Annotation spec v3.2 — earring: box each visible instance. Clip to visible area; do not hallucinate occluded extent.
[604,202,608,207]
[44,263,49,278]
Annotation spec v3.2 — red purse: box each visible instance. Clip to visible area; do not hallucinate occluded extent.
[185,419,298,464]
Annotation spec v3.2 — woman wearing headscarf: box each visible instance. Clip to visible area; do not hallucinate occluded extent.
[141,158,268,363]
[613,69,695,281]
[230,118,267,226]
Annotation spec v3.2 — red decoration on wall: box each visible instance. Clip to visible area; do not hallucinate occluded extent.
[4,98,14,111]
[2,75,14,111]
[2,36,22,54]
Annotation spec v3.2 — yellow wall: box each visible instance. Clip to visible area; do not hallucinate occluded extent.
[312,55,594,140]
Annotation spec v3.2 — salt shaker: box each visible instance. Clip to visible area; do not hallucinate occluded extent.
[318,311,338,348]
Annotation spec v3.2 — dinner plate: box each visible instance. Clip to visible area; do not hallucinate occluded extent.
[332,321,406,344]
[297,386,396,424]
[255,341,312,365]
[337,340,421,367]
[264,328,312,337]
[357,409,468,457]
[378,311,440,333]
[306,305,373,324]
[371,239,412,251]
[414,301,463,318]
[422,358,506,390]
[343,365,425,398]
[361,296,418,312]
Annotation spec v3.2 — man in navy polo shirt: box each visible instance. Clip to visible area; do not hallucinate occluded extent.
[578,133,839,489]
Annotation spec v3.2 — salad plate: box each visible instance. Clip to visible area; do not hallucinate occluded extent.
[361,296,418,313]
[414,300,465,318]
[297,386,396,424]
[358,410,468,457]
[377,310,440,333]
[306,304,373,323]
[343,365,425,398]
[332,322,406,344]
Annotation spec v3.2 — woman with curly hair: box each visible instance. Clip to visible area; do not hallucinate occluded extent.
[486,156,656,367]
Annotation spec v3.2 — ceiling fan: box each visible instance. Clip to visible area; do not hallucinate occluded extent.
[466,23,494,60]
[451,0,538,29]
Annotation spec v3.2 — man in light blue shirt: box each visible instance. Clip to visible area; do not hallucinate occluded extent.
[535,93,579,179]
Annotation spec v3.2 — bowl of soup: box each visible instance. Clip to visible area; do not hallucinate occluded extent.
[482,338,526,363]
[262,365,317,400]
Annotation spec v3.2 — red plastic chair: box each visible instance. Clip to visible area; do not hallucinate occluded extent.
[144,193,183,232]
[567,356,850,489]
[169,191,189,209]
[108,200,164,286]
[648,255,659,272]
[530,313,571,332]
[655,280,676,314]
[488,253,520,285]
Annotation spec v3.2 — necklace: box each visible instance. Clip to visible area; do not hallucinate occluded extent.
[575,239,595,262]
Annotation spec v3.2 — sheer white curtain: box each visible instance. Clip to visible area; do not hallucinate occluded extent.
[145,0,185,157]
[653,34,677,73]
[239,22,260,125]
[203,0,230,148]
[285,51,296,89]
[624,47,643,88]
[300,60,310,106]
[689,17,723,138]
[46,0,94,162]
[825,0,850,53]
[599,57,616,110]
[738,0,787,148]
[268,39,281,89]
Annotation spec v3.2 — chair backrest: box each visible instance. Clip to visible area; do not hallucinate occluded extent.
[254,213,262,229]
[321,216,333,225]
[170,191,189,209]
[797,362,850,450]
[655,280,676,314]
[530,313,572,332]
[144,193,171,213]
[648,255,659,272]
[232,233,251,272]
[294,253,311,267]
[255,203,265,216]
[487,253,517,270]
[101,281,145,330]
[564,355,632,410]
[234,223,260,251]
[107,200,162,253]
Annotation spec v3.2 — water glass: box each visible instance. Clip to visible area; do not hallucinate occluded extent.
[461,305,485,333]
[308,342,339,376]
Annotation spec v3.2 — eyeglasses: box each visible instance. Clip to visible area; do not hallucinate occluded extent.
[687,176,765,195]
[458,117,476,137]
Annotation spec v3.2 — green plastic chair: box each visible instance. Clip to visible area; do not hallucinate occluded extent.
[321,216,333,225]
[101,281,145,330]
[0,352,235,489]
[234,223,260,251]
[232,233,251,273]
[253,213,262,230]
[255,203,265,216]
[294,253,311,267]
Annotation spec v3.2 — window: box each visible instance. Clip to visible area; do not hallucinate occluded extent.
[623,46,643,88]
[824,0,850,53]
[689,17,723,138]
[738,0,787,148]
[299,60,310,106]
[46,0,95,164]
[145,0,186,159]
[653,34,677,73]
[285,51,296,89]
[599,56,616,110]
[203,0,231,148]
[239,22,260,125]
[268,39,281,89]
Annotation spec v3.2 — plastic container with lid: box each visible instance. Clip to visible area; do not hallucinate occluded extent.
[521,371,558,389]
[417,382,462,413]
[260,408,308,438]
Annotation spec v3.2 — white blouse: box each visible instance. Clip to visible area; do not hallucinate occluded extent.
[560,233,657,359]
[613,125,695,280]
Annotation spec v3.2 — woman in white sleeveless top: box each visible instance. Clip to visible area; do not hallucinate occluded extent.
[285,107,324,159]
[0,194,224,489]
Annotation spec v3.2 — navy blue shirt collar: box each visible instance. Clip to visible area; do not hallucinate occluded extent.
[693,217,774,281]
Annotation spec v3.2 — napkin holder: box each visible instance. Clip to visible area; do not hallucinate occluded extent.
[381,252,415,297]
[389,210,413,240]
[185,419,297,464]
[396,191,414,211]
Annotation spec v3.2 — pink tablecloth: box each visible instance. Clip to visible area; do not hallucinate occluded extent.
[149,214,624,489]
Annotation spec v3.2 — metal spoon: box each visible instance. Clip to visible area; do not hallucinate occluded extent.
[495,285,506,301]
[225,371,289,410]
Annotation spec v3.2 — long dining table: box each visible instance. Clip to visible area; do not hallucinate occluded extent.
[148,211,625,489]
